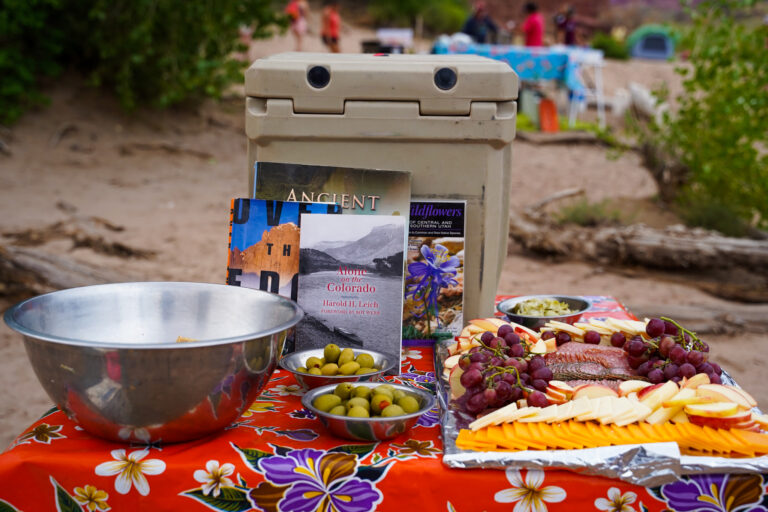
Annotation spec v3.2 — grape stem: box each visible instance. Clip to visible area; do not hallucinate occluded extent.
[485,365,526,390]
[660,317,704,351]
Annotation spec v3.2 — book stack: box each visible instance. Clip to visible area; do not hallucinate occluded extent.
[227,162,466,373]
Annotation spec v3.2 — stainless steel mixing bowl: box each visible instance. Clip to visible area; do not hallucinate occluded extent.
[3,282,303,443]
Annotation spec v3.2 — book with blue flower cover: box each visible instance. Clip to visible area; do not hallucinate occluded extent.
[402,200,466,343]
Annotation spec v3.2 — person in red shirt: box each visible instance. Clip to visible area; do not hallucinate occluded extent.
[521,2,544,47]
[321,0,341,53]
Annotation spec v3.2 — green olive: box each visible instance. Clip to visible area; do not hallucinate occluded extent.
[313,393,342,412]
[352,386,371,399]
[346,397,370,411]
[324,344,341,364]
[305,356,323,369]
[320,363,339,376]
[296,366,308,373]
[334,382,353,400]
[392,389,406,401]
[338,361,361,375]
[373,385,395,399]
[328,405,347,416]
[355,368,376,375]
[355,353,375,368]
[370,394,393,415]
[397,395,420,414]
[337,348,355,366]
[308,367,323,375]
[347,406,370,418]
[381,404,406,417]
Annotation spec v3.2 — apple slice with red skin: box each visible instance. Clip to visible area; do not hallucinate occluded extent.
[681,373,710,390]
[547,380,575,398]
[449,366,466,400]
[545,388,569,405]
[684,401,740,418]
[687,409,752,430]
[696,384,756,410]
[618,380,653,397]
[572,384,619,400]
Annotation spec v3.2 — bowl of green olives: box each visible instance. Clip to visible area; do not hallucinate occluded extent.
[301,382,435,441]
[278,344,397,391]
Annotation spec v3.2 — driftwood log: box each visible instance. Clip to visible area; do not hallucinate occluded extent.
[0,245,134,298]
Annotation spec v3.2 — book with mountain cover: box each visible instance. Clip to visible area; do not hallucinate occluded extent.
[403,200,465,343]
[296,213,406,373]
[226,198,341,300]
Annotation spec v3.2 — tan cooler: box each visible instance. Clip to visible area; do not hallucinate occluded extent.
[244,52,518,321]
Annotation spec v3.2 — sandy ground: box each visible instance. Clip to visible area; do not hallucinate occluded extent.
[1,25,765,449]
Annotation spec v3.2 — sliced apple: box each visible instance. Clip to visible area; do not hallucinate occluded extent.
[449,366,465,400]
[696,384,755,410]
[681,372,710,390]
[684,401,740,418]
[725,385,758,408]
[459,324,485,338]
[469,317,507,333]
[543,337,557,353]
[614,402,653,426]
[545,388,569,405]
[527,339,547,355]
[638,381,679,412]
[671,410,690,423]
[636,383,664,401]
[687,409,751,429]
[618,380,653,397]
[548,380,576,397]
[573,384,619,400]
[444,354,461,370]
[753,413,768,430]
[661,388,697,407]
[645,404,683,425]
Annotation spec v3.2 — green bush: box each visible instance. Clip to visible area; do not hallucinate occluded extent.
[0,0,284,123]
[650,0,768,232]
[0,0,65,125]
[555,198,622,227]
[368,0,469,35]
[590,32,629,60]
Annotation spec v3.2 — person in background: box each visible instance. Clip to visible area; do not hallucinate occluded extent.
[461,1,499,44]
[321,0,341,53]
[285,0,309,51]
[521,2,544,47]
[554,5,577,46]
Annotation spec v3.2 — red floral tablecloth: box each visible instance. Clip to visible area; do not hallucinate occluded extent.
[2,296,767,511]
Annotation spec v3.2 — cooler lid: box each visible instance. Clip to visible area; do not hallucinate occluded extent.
[245,52,518,115]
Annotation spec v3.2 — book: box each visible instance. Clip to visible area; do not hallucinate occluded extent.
[295,213,406,372]
[402,200,466,343]
[226,198,341,300]
[252,161,411,218]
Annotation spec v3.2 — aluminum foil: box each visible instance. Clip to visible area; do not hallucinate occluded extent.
[435,342,768,486]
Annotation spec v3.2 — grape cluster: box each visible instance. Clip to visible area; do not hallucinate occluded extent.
[610,317,722,385]
[454,324,552,417]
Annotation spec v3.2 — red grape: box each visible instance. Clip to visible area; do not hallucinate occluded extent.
[468,362,484,372]
[659,336,676,357]
[510,387,523,402]
[710,362,722,376]
[664,320,679,336]
[465,392,489,414]
[508,344,525,358]
[646,318,665,338]
[710,374,722,385]
[626,339,646,357]
[460,368,483,388]
[697,362,713,375]
[458,355,471,370]
[636,361,652,376]
[483,388,498,405]
[648,368,664,383]
[489,356,504,367]
[678,363,696,379]
[527,391,549,407]
[555,331,571,346]
[495,381,513,402]
[480,331,495,343]
[627,354,649,369]
[520,373,531,384]
[700,342,710,353]
[663,363,679,380]
[583,330,601,345]
[502,372,518,385]
[504,332,521,346]
[497,324,513,338]
[469,351,490,363]
[531,367,553,381]
[528,356,546,372]
[686,351,704,367]
[610,332,626,348]
[532,379,548,391]
[541,330,555,340]
[489,337,506,350]
[669,346,687,365]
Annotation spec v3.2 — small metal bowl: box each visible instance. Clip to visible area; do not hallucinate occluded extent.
[497,295,591,331]
[279,348,396,391]
[301,382,435,441]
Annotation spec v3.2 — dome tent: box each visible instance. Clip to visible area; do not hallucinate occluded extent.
[627,24,676,60]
